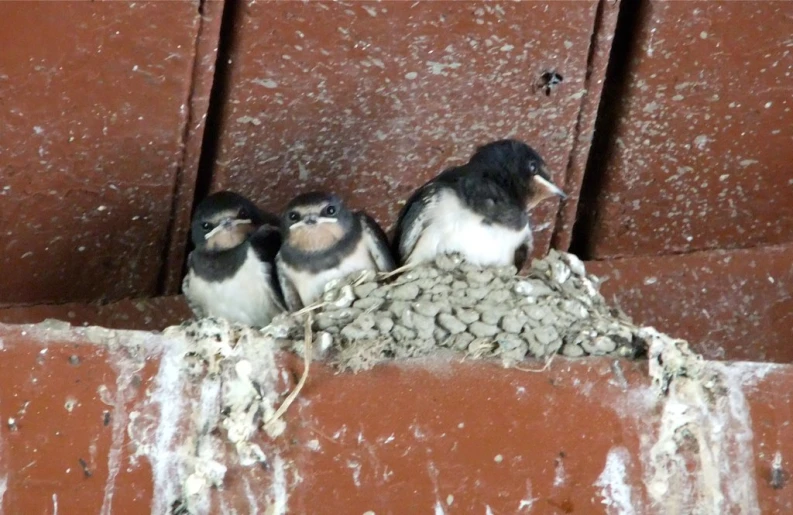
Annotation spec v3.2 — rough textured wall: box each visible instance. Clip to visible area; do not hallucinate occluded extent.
[0,1,222,306]
[207,0,610,256]
[583,1,793,258]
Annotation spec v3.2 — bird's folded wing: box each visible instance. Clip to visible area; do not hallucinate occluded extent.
[394,184,437,261]
[358,212,396,272]
[275,254,303,312]
[181,271,207,319]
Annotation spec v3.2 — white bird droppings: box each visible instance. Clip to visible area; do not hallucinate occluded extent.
[252,78,279,89]
[595,447,635,515]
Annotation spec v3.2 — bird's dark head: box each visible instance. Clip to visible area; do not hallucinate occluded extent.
[191,191,264,251]
[281,191,355,252]
[470,139,567,209]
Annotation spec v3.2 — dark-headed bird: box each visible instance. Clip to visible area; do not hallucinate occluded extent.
[182,191,285,326]
[393,139,566,269]
[276,191,394,311]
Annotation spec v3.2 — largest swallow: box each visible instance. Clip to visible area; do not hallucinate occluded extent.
[393,139,567,269]
[276,191,395,311]
[182,191,286,327]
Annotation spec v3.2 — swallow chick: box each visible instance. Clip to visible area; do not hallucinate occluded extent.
[276,192,395,311]
[182,191,286,327]
[393,138,566,269]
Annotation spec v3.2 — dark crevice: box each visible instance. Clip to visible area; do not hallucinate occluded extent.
[166,0,241,287]
[550,0,607,255]
[583,240,790,263]
[193,0,240,217]
[156,1,215,295]
[568,0,647,260]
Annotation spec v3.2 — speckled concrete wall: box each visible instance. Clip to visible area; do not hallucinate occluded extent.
[590,244,793,364]
[0,0,620,306]
[0,1,223,306]
[205,0,613,258]
[581,1,793,259]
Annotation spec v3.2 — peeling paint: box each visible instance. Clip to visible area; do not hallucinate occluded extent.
[252,78,278,89]
[347,459,362,487]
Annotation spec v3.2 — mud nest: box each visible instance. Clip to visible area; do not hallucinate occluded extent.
[158,250,695,511]
[266,250,650,371]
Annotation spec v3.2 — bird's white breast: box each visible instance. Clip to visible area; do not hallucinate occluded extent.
[290,240,375,306]
[185,248,283,326]
[407,189,531,267]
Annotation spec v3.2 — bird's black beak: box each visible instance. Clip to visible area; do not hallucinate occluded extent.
[305,214,318,225]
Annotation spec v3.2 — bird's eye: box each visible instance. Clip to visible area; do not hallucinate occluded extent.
[288,211,300,222]
[324,205,337,216]
[238,207,249,219]
[528,162,538,173]
[201,222,212,231]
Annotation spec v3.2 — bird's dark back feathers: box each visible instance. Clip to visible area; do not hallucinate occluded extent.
[194,191,268,224]
[284,191,339,211]
[393,139,544,256]
[249,225,282,263]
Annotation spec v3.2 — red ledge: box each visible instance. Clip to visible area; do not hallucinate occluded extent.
[0,323,791,514]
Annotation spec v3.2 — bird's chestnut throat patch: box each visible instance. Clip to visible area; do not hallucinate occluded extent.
[287,222,346,252]
[205,223,255,251]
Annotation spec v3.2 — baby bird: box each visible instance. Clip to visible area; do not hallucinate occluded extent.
[276,191,394,310]
[182,191,285,326]
[393,138,566,269]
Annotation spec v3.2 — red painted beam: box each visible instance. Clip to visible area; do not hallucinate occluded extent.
[1,323,791,514]
[589,244,793,364]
